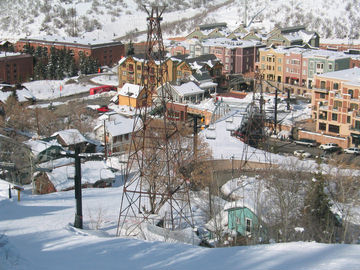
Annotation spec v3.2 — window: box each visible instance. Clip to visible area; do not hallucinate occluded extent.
[334,101,342,109]
[246,218,252,233]
[317,63,324,69]
[278,58,282,64]
[137,65,141,70]
[355,121,360,130]
[320,81,326,89]
[122,71,126,76]
[319,122,326,130]
[333,83,339,90]
[261,56,265,61]
[348,89,354,98]
[320,93,326,98]
[328,124,339,133]
[124,134,129,141]
[350,103,358,111]
[303,61,307,67]
[347,116,351,124]
[303,70,306,75]
[278,67,281,71]
[332,113,338,121]
[329,63,333,70]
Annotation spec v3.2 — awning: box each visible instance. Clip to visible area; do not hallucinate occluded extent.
[351,133,360,139]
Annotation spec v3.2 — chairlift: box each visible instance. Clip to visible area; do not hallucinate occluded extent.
[205,128,216,140]
[66,166,75,180]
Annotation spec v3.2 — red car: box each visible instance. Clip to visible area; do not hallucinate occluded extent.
[96,106,110,113]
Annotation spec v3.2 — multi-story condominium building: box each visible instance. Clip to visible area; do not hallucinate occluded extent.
[186,23,230,40]
[0,52,33,84]
[258,47,285,83]
[16,36,125,67]
[266,26,319,47]
[258,46,351,89]
[312,68,360,146]
[118,54,222,88]
[200,38,264,74]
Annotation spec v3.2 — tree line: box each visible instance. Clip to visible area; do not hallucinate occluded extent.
[22,44,99,80]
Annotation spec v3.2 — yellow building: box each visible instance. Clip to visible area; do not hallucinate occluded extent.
[258,47,285,83]
[118,55,178,88]
[118,83,151,108]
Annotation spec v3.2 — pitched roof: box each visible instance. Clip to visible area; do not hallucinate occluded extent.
[118,83,144,99]
[170,81,204,96]
[24,139,63,155]
[52,129,88,146]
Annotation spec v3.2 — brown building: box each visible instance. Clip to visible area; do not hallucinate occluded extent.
[0,52,33,84]
[16,36,125,67]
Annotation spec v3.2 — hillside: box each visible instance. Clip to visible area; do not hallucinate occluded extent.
[1,179,360,270]
[1,0,359,42]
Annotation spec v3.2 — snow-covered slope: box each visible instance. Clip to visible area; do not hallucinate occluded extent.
[1,0,359,42]
[1,179,360,270]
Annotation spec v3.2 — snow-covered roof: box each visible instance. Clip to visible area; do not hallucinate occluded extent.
[118,83,144,99]
[260,46,349,60]
[0,51,21,58]
[24,139,63,155]
[171,82,204,97]
[316,67,360,87]
[52,129,88,146]
[43,160,115,191]
[95,114,134,137]
[21,35,120,47]
[202,37,262,49]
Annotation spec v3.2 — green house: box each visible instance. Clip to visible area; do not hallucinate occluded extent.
[225,206,262,237]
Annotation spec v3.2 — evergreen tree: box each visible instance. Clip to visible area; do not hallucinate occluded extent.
[127,40,135,56]
[303,173,340,243]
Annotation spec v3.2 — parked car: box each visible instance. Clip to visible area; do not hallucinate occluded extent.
[96,106,110,113]
[319,143,339,150]
[344,147,360,155]
[294,150,312,158]
[294,138,317,147]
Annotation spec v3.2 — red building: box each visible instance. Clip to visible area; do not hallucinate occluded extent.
[16,36,125,67]
[0,52,33,84]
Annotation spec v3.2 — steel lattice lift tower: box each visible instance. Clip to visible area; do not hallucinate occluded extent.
[116,6,194,237]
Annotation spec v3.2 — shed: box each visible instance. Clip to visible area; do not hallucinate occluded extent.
[51,129,96,153]
[24,139,64,163]
[33,160,116,194]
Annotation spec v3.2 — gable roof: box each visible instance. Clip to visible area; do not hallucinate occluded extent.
[169,81,204,97]
[41,160,115,191]
[95,114,135,137]
[51,129,88,146]
[118,83,144,99]
[24,139,63,155]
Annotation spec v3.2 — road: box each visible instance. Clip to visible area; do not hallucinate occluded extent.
[269,138,323,158]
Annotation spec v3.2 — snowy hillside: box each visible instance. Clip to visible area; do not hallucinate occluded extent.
[1,179,360,270]
[1,0,359,42]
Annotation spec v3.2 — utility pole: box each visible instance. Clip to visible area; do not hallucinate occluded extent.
[287,88,291,111]
[73,146,83,229]
[193,116,198,159]
[274,87,278,135]
[103,120,108,160]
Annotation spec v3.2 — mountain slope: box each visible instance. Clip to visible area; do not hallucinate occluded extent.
[0,0,358,42]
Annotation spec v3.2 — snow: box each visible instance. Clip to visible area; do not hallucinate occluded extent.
[52,129,88,146]
[172,81,204,96]
[1,178,360,269]
[118,83,144,99]
[23,79,94,101]
[44,160,115,191]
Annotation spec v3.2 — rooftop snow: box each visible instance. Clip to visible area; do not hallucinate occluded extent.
[118,83,144,99]
[52,129,88,146]
[21,35,119,46]
[171,81,204,96]
[316,67,360,86]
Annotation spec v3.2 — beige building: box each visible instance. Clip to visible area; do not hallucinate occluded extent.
[311,68,360,147]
